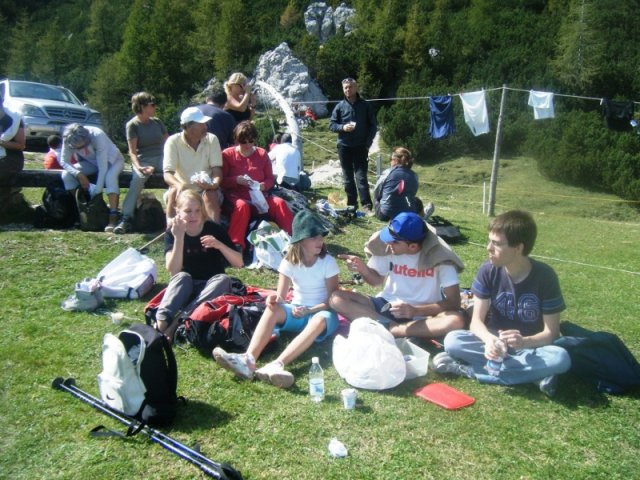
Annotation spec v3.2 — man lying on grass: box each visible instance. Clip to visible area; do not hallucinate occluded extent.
[434,210,571,397]
[330,211,466,340]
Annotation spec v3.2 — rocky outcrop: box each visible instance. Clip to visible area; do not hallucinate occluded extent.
[304,2,355,44]
[254,42,328,117]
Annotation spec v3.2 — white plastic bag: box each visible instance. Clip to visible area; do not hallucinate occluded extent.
[396,338,430,380]
[96,247,157,299]
[249,188,269,214]
[244,175,269,214]
[332,317,406,390]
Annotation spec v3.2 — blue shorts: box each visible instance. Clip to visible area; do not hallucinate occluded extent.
[274,304,339,342]
[369,296,419,328]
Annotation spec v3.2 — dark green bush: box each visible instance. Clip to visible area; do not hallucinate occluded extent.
[525,110,640,201]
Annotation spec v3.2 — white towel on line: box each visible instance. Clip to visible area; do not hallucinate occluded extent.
[528,90,555,120]
[459,90,490,136]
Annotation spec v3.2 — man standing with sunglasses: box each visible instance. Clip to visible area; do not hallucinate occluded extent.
[330,212,466,340]
[329,78,377,214]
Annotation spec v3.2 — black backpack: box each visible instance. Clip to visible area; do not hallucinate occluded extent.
[135,194,166,233]
[557,321,640,395]
[176,296,265,354]
[33,185,78,228]
[76,188,109,231]
[428,216,465,244]
[209,304,265,352]
[99,324,179,426]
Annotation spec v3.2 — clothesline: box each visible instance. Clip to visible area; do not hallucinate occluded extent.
[503,86,640,105]
[291,86,640,106]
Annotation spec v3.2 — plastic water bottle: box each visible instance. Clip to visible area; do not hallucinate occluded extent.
[486,339,507,376]
[309,357,325,402]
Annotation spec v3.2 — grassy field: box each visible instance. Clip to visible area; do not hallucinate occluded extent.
[1,136,639,479]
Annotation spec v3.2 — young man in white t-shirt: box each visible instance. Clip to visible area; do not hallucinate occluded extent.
[330,212,466,339]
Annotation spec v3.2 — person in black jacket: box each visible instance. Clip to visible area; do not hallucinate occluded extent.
[373,147,420,221]
[329,78,377,213]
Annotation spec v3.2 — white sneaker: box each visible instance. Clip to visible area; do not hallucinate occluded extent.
[255,361,295,389]
[423,202,435,220]
[212,347,255,380]
[432,352,475,379]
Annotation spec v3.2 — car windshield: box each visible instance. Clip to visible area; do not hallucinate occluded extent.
[9,81,82,105]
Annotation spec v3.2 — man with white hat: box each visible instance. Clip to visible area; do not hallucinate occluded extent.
[163,106,223,222]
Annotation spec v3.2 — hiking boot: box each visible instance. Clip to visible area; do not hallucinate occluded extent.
[104,213,119,233]
[537,375,558,398]
[361,205,375,217]
[212,347,255,380]
[424,202,435,220]
[432,352,475,379]
[113,217,133,234]
[255,361,295,388]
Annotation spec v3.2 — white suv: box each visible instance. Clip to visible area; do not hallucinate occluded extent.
[0,79,102,144]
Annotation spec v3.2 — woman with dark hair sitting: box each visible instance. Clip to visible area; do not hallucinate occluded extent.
[221,121,294,253]
[373,147,422,221]
[114,92,168,234]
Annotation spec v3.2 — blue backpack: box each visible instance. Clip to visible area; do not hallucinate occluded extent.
[557,321,640,395]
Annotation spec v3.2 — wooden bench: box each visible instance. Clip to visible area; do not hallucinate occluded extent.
[1,169,167,189]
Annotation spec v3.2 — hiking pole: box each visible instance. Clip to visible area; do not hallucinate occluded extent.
[52,377,243,480]
[52,377,242,480]
[137,231,166,254]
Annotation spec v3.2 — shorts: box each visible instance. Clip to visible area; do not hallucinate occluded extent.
[274,304,339,342]
[370,296,412,328]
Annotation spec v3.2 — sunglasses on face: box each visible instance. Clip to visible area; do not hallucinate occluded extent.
[240,139,255,145]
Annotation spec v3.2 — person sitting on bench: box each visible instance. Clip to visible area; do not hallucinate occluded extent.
[58,123,125,232]
[220,121,293,253]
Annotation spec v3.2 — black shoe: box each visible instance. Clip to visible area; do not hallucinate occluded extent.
[113,218,133,234]
[537,375,558,397]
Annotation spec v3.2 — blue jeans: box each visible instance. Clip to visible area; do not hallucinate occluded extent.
[444,330,571,385]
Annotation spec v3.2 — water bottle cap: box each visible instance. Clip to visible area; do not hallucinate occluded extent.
[312,357,319,364]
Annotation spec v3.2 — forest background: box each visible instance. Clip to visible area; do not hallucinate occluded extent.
[1,0,639,204]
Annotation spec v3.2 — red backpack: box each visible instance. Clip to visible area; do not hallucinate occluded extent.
[178,288,277,353]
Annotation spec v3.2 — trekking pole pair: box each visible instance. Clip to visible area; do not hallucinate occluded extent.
[52,377,243,480]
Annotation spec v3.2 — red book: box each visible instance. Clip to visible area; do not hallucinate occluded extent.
[415,383,475,410]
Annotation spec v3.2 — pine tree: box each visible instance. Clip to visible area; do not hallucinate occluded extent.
[552,0,603,92]
[5,11,35,79]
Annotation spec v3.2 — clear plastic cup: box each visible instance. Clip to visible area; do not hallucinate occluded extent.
[341,388,357,410]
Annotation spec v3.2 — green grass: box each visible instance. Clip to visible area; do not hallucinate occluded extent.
[1,135,640,479]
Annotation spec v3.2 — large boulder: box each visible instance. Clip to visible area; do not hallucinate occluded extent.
[254,42,328,117]
[304,2,355,43]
